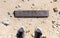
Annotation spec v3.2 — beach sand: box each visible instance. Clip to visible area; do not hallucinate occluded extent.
[0,0,60,38]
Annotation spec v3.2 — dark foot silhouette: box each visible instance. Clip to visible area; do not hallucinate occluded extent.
[16,27,24,38]
[35,28,42,38]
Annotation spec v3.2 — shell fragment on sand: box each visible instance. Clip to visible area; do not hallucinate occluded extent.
[2,20,10,26]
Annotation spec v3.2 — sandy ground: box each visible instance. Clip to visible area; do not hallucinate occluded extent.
[0,0,60,38]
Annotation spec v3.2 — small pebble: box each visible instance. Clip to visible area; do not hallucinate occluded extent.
[53,0,57,2]
[42,36,46,38]
[50,1,52,3]
[3,1,6,2]
[8,12,10,15]
[15,6,18,8]
[53,7,58,12]
[29,23,31,25]
[18,5,21,8]
[2,20,10,26]
[10,15,12,17]
[31,7,33,8]
[27,0,30,1]
[31,34,34,37]
[22,0,24,2]
[56,23,60,27]
[26,30,30,33]
[52,21,55,24]
[59,12,60,14]
[56,23,60,26]
[32,4,35,6]
[15,5,20,8]
[8,12,12,17]
[52,25,56,28]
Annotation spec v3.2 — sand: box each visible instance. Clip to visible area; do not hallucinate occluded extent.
[0,0,60,38]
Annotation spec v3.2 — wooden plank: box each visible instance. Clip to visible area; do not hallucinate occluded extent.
[14,10,49,18]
